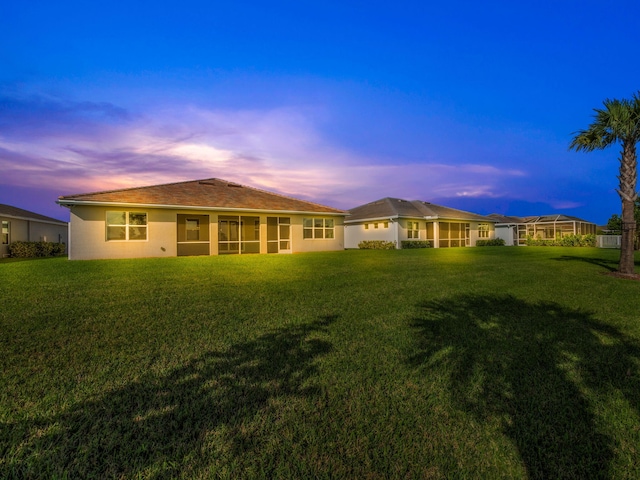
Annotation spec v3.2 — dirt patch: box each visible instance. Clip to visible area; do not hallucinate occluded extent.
[604,272,640,281]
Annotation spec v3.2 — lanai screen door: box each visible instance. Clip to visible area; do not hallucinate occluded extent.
[267,217,291,253]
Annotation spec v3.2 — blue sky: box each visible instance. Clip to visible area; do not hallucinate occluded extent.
[1,1,639,224]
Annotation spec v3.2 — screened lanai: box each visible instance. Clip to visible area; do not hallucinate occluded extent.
[490,214,597,246]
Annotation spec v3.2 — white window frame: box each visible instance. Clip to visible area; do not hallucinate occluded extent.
[1,221,9,245]
[478,223,490,239]
[106,211,148,241]
[407,221,419,239]
[303,218,335,240]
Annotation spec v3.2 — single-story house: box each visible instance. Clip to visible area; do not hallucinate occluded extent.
[0,204,69,257]
[489,214,597,246]
[57,178,346,260]
[344,197,497,248]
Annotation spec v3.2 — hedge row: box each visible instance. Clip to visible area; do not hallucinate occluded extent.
[525,234,596,247]
[8,241,66,258]
[401,240,431,249]
[358,240,397,250]
[476,239,506,247]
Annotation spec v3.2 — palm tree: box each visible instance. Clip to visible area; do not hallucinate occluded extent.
[569,92,640,275]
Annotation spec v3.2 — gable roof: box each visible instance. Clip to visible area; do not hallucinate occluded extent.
[0,204,67,225]
[346,197,495,223]
[57,178,346,215]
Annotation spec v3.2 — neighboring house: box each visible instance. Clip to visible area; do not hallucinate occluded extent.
[0,204,68,257]
[345,197,496,249]
[57,178,346,260]
[489,214,597,246]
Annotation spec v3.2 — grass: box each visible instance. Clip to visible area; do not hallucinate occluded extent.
[1,247,639,479]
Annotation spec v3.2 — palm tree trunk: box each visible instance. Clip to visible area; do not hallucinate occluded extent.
[618,142,637,274]
[620,198,636,274]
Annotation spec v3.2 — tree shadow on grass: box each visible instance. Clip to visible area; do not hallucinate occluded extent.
[409,295,640,479]
[2,315,336,479]
[554,255,640,272]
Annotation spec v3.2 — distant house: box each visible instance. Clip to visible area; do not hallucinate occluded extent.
[0,204,68,257]
[345,197,496,248]
[57,178,346,260]
[489,214,597,246]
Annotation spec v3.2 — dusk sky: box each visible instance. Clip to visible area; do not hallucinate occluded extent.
[2,1,639,224]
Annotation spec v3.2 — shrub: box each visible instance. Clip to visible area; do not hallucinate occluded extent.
[8,241,66,258]
[401,240,431,249]
[476,239,506,247]
[525,234,596,247]
[358,240,397,250]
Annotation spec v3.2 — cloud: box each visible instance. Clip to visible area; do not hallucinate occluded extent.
[0,91,530,210]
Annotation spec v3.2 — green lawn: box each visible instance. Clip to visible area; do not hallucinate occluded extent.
[1,247,639,479]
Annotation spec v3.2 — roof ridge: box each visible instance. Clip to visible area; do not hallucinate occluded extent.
[410,200,493,220]
[229,180,346,213]
[59,177,213,199]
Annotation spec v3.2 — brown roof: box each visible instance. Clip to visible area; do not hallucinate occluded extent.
[0,204,67,225]
[346,198,495,223]
[57,178,345,215]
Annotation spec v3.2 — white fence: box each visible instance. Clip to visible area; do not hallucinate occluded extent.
[597,235,621,249]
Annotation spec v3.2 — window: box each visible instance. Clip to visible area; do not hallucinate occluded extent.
[478,223,490,239]
[186,219,200,241]
[407,221,419,239]
[374,223,379,229]
[106,211,147,241]
[2,221,9,244]
[364,224,369,230]
[303,218,334,239]
[384,222,389,228]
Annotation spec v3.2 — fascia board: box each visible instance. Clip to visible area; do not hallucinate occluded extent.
[56,199,346,216]
[0,214,67,226]
[344,215,399,224]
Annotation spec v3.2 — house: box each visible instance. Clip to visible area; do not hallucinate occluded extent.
[489,213,597,246]
[0,204,68,257]
[344,197,496,248]
[56,178,346,260]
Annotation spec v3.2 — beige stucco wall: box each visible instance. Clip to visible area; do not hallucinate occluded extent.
[1,215,68,257]
[344,218,496,250]
[67,205,344,260]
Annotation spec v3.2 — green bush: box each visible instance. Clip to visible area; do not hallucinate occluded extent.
[401,240,431,249]
[476,239,506,247]
[525,234,596,247]
[358,240,397,250]
[8,241,66,258]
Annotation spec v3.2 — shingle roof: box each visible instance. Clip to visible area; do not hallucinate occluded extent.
[57,178,346,215]
[346,198,495,222]
[0,204,67,225]
[487,213,523,223]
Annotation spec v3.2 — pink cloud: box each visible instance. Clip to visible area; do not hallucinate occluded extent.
[1,95,529,210]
